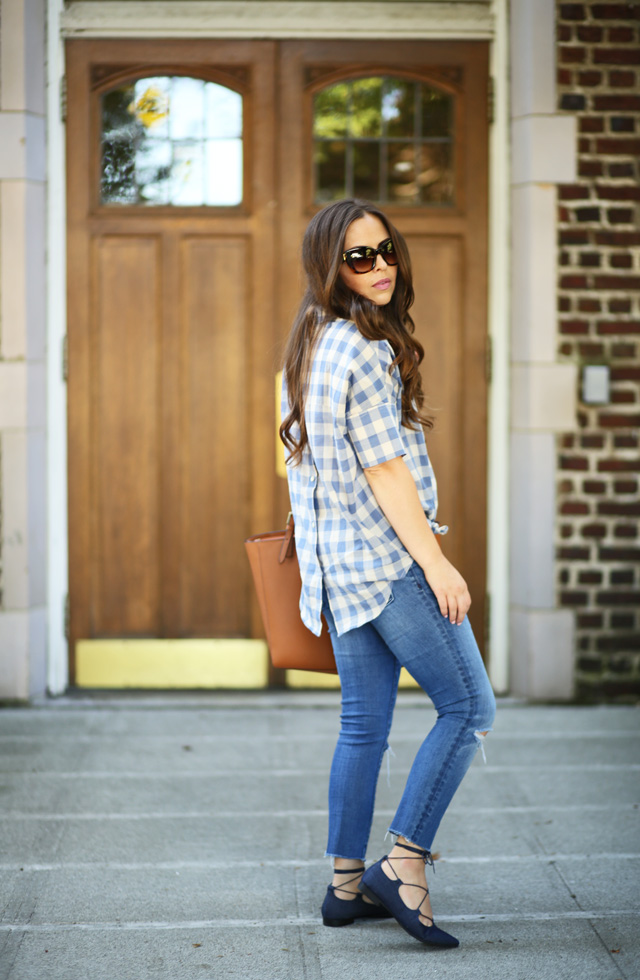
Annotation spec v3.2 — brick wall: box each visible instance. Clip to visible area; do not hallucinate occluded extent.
[556,1,640,700]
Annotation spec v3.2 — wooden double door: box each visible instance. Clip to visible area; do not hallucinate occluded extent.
[66,39,489,680]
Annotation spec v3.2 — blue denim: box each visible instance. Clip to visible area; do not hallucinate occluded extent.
[322,562,496,860]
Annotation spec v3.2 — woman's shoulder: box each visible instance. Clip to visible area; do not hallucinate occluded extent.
[319,318,394,364]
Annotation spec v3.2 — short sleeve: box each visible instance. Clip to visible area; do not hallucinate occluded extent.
[345,342,406,469]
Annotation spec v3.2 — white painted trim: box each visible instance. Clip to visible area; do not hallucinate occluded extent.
[46,0,69,695]
[46,0,510,694]
[486,0,510,694]
[60,1,494,40]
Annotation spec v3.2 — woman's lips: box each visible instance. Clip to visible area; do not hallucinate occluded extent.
[373,278,391,289]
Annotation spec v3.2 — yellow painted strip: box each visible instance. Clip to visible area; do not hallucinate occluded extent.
[75,639,269,689]
[275,370,287,479]
[286,667,419,690]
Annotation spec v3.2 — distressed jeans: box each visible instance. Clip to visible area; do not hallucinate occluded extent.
[322,562,496,860]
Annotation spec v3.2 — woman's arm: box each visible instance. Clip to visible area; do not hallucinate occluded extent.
[363,455,471,625]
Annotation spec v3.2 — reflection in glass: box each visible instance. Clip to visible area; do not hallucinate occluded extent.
[313,76,454,207]
[101,76,243,207]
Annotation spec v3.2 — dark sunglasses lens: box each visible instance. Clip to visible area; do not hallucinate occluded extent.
[382,240,398,265]
[348,248,375,273]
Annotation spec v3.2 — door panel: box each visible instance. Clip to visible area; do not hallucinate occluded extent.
[67,38,489,680]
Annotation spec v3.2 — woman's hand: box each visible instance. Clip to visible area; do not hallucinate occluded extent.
[420,552,471,626]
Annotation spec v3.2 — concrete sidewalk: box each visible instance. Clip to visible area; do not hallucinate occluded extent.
[0,692,638,980]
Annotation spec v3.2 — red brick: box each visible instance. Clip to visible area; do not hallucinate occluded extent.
[594,275,640,288]
[560,250,571,267]
[560,500,590,514]
[580,252,602,267]
[608,27,636,42]
[592,3,640,18]
[579,137,592,152]
[558,68,574,86]
[560,524,574,539]
[607,207,634,223]
[559,3,586,19]
[593,48,640,66]
[558,546,591,559]
[579,159,604,177]
[577,298,601,312]
[579,342,605,357]
[598,501,640,516]
[558,296,572,312]
[561,590,590,606]
[560,342,574,356]
[598,458,640,471]
[560,318,590,334]
[599,412,640,427]
[584,479,607,493]
[558,24,574,42]
[560,455,590,471]
[596,589,640,604]
[561,275,591,289]
[598,184,640,200]
[610,613,635,628]
[582,523,607,538]
[610,253,633,268]
[594,95,640,111]
[609,69,637,86]
[596,138,640,153]
[578,25,605,42]
[559,479,575,493]
[581,434,605,449]
[559,184,591,200]
[609,162,636,177]
[558,205,571,222]
[561,45,587,63]
[562,434,575,449]
[615,524,639,538]
[596,231,640,246]
[578,70,603,86]
[614,479,638,493]
[611,367,640,381]
[611,341,636,354]
[612,390,637,404]
[578,614,604,629]
[560,229,590,245]
[597,321,640,335]
[614,433,639,448]
[579,570,604,584]
[580,117,605,133]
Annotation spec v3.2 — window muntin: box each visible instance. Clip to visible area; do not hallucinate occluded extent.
[313,77,454,206]
[101,76,243,207]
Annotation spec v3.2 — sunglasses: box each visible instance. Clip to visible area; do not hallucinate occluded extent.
[342,237,398,274]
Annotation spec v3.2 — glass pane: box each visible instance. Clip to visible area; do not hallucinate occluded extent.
[206,84,242,139]
[419,144,454,205]
[313,84,349,139]
[314,140,346,203]
[353,142,380,201]
[312,76,455,207]
[205,139,243,205]
[383,80,415,138]
[350,79,382,138]
[421,88,452,138]
[388,144,417,204]
[100,76,243,207]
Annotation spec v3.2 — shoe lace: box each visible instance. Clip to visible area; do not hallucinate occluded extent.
[331,865,365,899]
[383,842,435,925]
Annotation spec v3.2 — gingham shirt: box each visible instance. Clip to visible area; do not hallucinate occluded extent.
[283,317,445,638]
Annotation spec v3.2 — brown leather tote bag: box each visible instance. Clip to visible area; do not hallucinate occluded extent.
[244,514,337,673]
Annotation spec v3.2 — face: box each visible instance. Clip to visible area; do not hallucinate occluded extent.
[339,214,398,306]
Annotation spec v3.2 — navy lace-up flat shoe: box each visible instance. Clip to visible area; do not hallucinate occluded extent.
[358,842,459,947]
[322,866,393,927]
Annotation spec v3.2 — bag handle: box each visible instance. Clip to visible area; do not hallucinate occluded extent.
[278,511,295,564]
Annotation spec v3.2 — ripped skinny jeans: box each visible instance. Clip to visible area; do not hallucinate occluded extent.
[322,561,496,860]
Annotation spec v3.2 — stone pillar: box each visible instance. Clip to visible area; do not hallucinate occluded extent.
[0,0,47,699]
[509,0,578,698]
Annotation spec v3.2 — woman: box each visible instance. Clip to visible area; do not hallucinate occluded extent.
[280,199,496,948]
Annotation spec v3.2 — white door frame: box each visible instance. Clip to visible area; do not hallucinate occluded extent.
[46,0,510,694]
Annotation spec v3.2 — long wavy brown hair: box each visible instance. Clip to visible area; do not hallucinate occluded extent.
[280,199,432,465]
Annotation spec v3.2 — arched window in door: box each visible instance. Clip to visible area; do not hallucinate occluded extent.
[313,76,454,206]
[100,76,243,206]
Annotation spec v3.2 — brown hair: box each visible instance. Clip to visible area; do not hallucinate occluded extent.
[280,199,432,465]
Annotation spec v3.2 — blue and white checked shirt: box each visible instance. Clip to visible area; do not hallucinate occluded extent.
[283,317,445,638]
